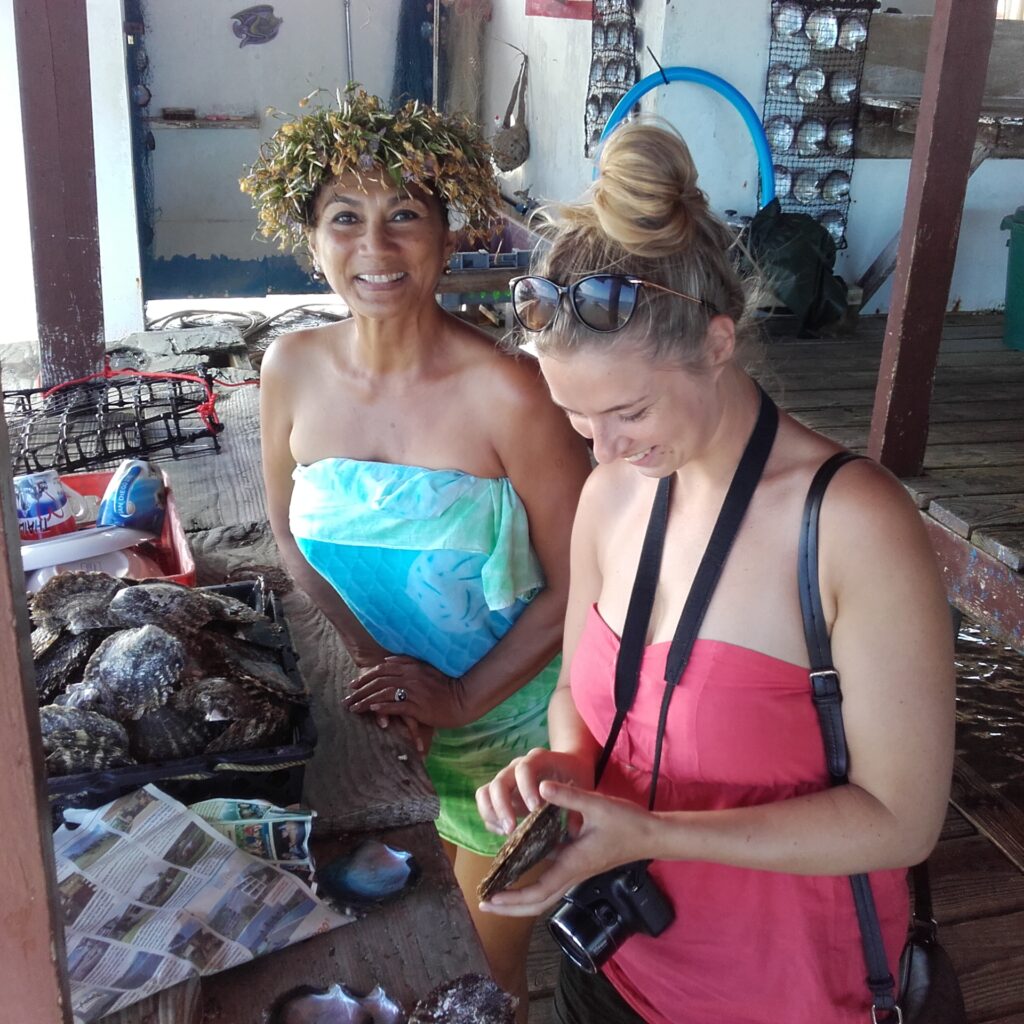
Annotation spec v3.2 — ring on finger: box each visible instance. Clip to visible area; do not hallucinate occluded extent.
[395,687,408,703]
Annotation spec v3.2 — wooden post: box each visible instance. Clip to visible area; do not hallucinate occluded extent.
[867,0,997,476]
[0,408,72,1021]
[13,0,105,389]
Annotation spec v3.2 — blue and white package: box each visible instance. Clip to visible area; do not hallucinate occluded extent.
[96,459,166,533]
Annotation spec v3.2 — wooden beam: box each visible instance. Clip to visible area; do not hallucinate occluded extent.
[922,515,1024,654]
[867,0,998,476]
[13,0,105,388]
[0,410,73,1021]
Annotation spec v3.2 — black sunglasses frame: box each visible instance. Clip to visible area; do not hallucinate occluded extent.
[509,274,712,334]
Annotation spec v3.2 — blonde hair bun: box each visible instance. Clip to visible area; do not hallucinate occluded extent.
[593,119,710,257]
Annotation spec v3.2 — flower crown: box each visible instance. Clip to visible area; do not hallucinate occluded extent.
[240,86,503,251]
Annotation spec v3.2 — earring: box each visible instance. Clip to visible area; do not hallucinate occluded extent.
[311,260,324,282]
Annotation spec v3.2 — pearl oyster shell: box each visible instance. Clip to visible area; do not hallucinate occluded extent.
[318,840,421,912]
[409,974,517,1024]
[171,677,291,753]
[126,707,211,761]
[80,624,186,721]
[31,571,129,633]
[109,580,261,630]
[32,628,106,705]
[39,705,134,776]
[477,802,565,901]
[270,983,405,1024]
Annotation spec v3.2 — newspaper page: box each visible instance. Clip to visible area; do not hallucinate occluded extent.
[53,785,352,1023]
[188,797,315,884]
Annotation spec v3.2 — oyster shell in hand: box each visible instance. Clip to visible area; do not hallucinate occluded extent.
[477,802,565,901]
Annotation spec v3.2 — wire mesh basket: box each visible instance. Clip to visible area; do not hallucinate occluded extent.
[4,366,224,475]
[761,1,878,249]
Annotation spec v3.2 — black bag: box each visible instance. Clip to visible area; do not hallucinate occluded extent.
[800,454,967,1023]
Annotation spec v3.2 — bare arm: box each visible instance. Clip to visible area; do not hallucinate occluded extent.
[259,335,387,668]
[483,461,955,913]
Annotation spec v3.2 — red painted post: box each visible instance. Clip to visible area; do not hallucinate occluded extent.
[0,408,72,1022]
[13,0,105,389]
[867,0,998,476]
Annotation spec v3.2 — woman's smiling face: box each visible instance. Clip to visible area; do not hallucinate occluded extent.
[307,172,455,318]
[538,342,721,475]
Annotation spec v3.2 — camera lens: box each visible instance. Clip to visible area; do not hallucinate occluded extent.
[548,898,625,974]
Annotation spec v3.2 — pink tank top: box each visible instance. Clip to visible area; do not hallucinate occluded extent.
[571,604,909,1024]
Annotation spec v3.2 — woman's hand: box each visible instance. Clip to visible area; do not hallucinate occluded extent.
[476,748,594,837]
[343,655,470,730]
[479,779,658,917]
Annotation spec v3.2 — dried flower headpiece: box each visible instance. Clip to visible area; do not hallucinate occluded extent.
[240,86,503,251]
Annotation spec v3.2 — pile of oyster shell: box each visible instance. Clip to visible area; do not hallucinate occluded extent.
[31,571,308,778]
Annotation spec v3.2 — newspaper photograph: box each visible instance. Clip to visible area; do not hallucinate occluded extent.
[53,785,352,1023]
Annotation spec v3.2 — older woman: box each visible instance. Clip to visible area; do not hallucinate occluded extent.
[476,120,954,1023]
[243,89,591,1016]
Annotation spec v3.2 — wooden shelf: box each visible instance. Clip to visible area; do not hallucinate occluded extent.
[145,115,260,130]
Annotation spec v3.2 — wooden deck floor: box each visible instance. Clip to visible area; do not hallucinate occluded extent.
[755,312,1024,653]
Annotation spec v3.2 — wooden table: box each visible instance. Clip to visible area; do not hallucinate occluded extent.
[101,371,488,1023]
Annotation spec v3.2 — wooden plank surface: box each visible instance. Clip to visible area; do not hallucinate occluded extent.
[928,494,1024,540]
[200,823,489,1019]
[952,760,1024,873]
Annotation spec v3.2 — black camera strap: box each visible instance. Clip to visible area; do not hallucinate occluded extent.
[594,387,779,810]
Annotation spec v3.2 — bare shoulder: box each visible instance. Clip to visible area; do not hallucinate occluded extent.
[816,456,943,598]
[259,322,346,384]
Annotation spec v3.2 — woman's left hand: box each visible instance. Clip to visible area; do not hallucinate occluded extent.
[479,779,658,917]
[343,655,470,729]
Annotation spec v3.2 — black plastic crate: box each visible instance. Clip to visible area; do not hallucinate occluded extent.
[47,578,316,823]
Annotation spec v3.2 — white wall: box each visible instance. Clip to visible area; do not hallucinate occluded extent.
[88,0,144,338]
[1,0,38,346]
[144,0,401,261]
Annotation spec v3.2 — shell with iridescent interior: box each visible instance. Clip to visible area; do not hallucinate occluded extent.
[269,983,405,1024]
[80,624,186,721]
[318,840,421,912]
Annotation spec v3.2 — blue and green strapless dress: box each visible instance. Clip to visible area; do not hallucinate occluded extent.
[290,458,560,855]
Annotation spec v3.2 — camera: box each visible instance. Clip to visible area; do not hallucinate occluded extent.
[547,860,674,973]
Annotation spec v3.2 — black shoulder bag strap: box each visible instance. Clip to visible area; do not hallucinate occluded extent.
[799,452,933,1021]
[594,387,779,808]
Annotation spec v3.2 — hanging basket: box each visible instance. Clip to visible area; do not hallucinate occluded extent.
[492,56,530,172]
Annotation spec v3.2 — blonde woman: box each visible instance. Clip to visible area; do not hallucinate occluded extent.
[477,121,954,1023]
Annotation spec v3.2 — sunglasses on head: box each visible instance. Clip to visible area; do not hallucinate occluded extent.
[510,274,712,334]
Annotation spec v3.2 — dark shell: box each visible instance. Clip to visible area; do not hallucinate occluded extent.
[477,802,565,901]
[126,707,211,761]
[33,628,105,705]
[318,840,421,912]
[203,701,291,753]
[409,974,517,1024]
[172,676,269,722]
[81,624,186,721]
[108,581,261,631]
[171,677,291,753]
[31,571,129,633]
[31,624,63,660]
[45,742,136,776]
[39,704,130,751]
[202,634,308,704]
[109,582,218,630]
[57,680,115,717]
